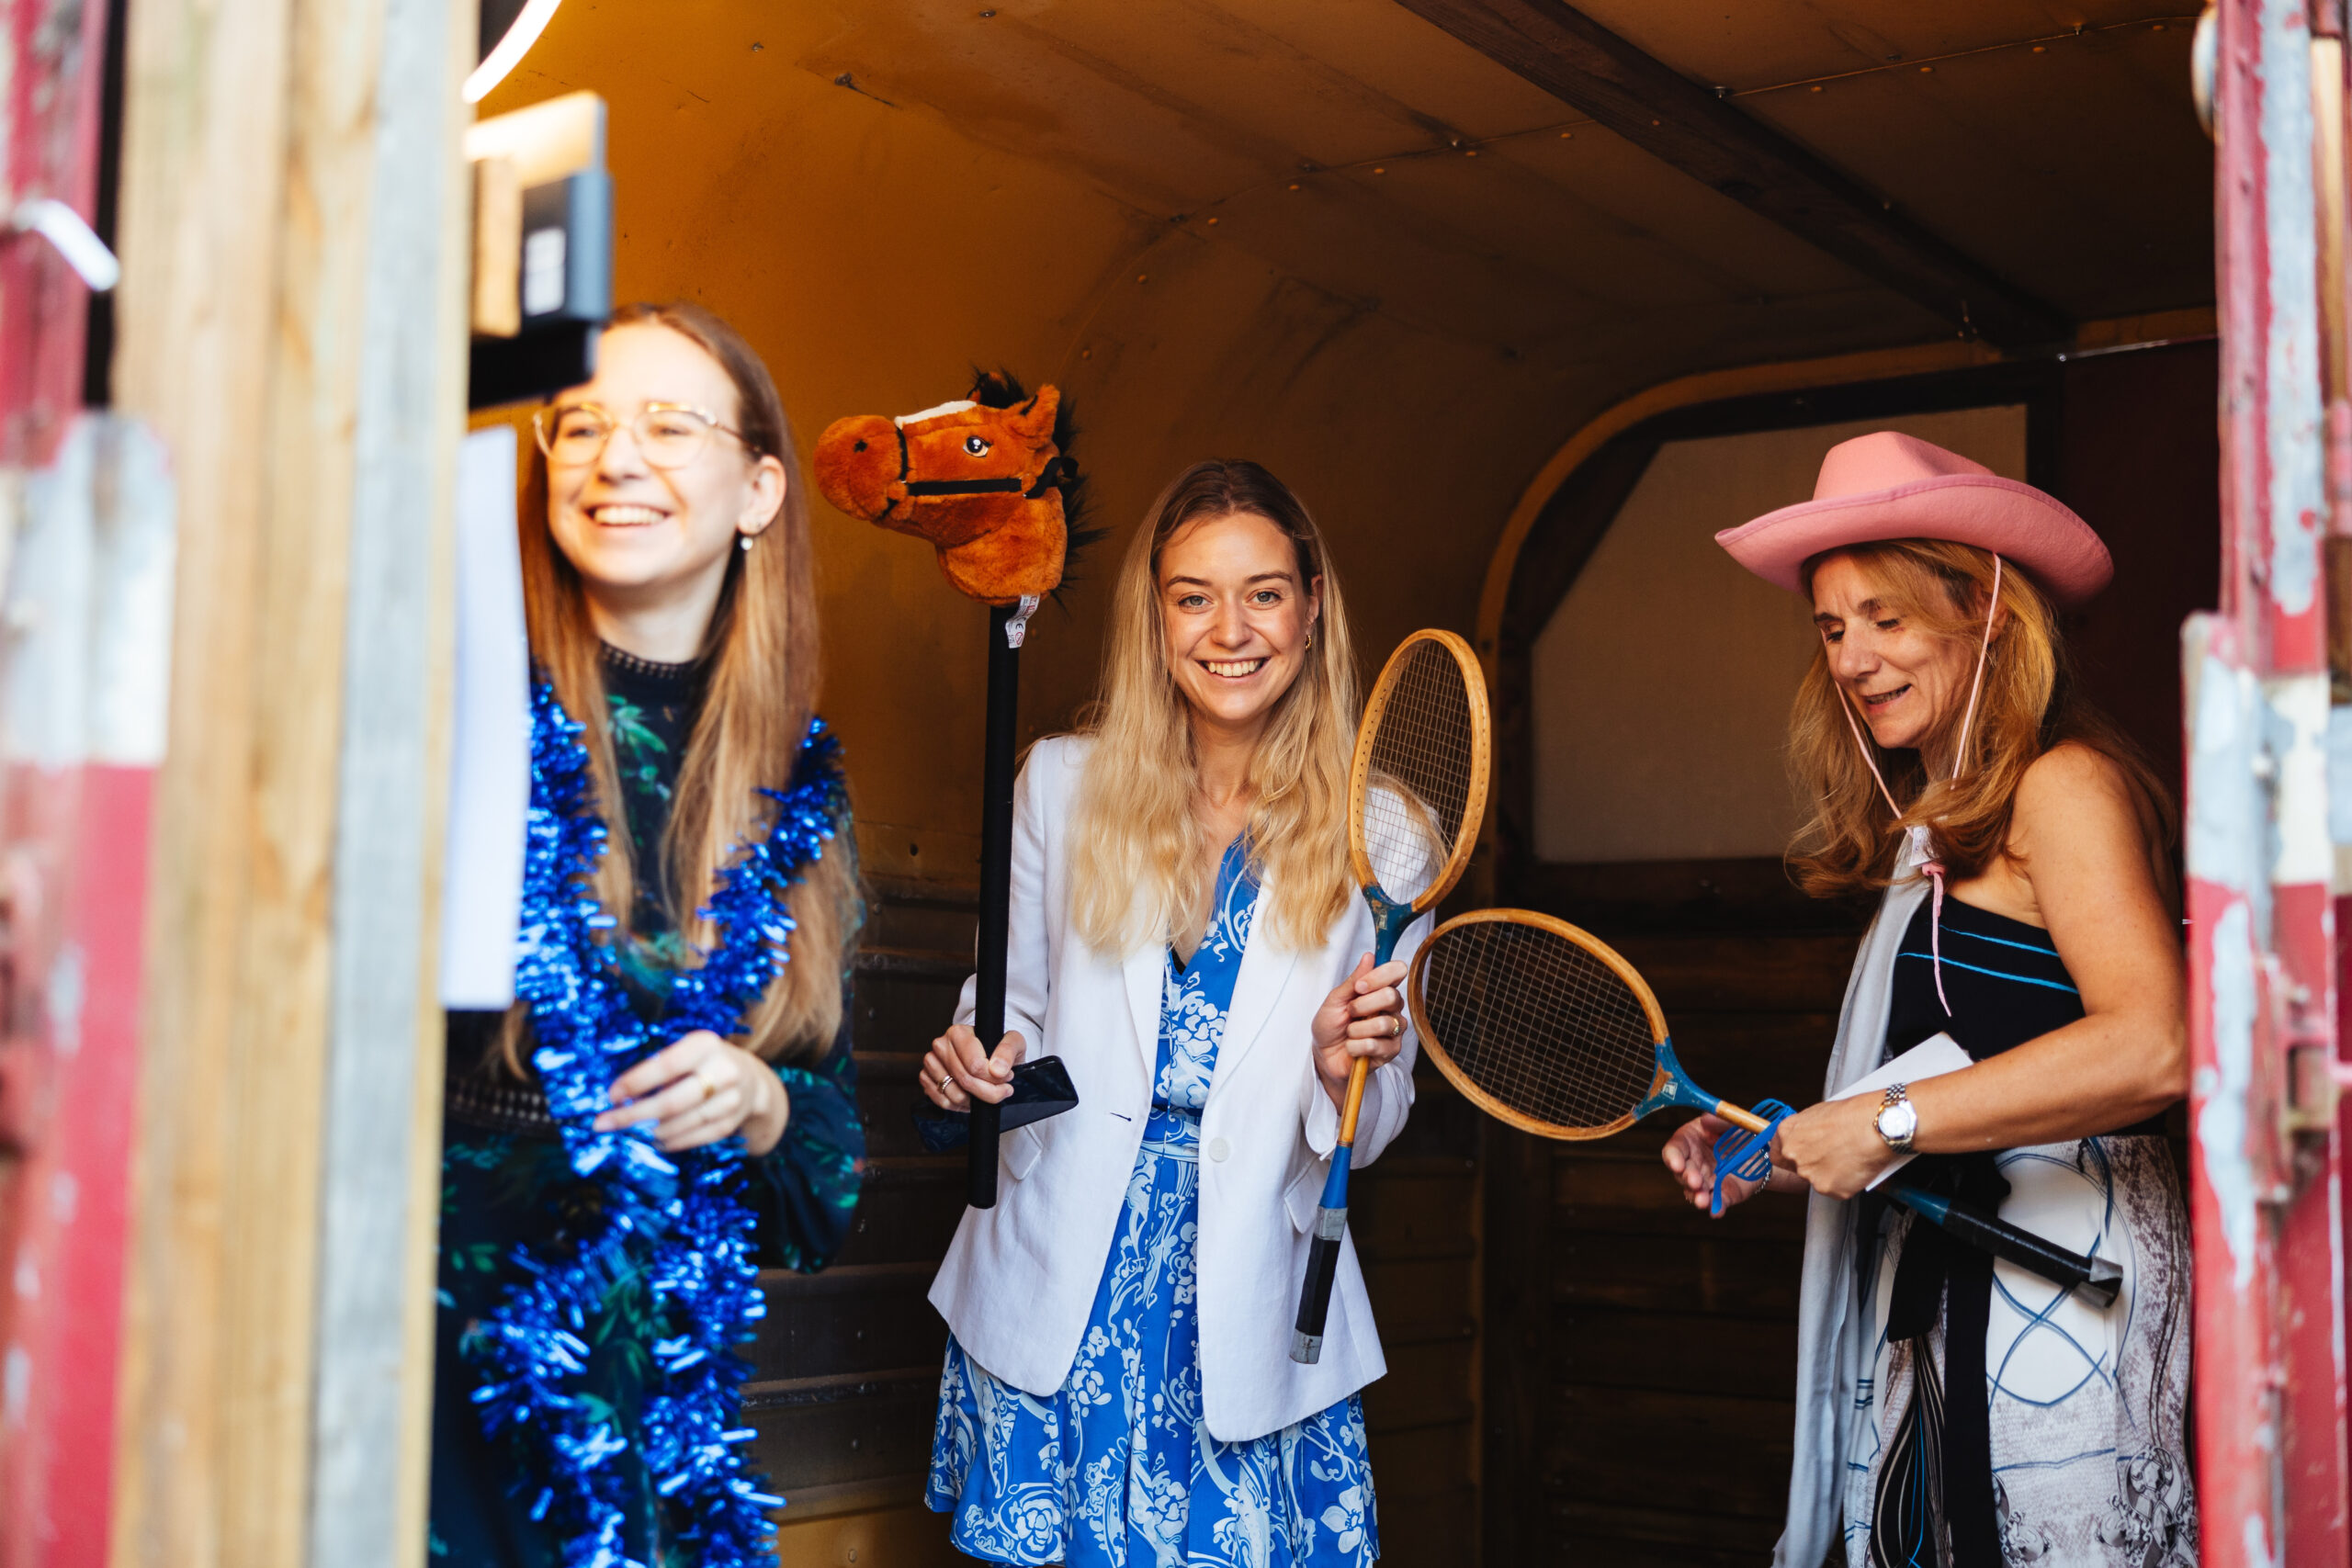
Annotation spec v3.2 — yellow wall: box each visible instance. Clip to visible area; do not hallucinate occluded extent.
[485,4,1705,884]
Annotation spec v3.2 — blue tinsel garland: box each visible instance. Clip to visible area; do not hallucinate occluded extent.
[467,681,845,1568]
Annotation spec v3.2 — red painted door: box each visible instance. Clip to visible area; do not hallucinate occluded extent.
[0,4,159,1568]
[2190,2,2352,1564]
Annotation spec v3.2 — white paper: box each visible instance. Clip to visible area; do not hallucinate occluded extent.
[438,426,530,1009]
[1828,1032,1974,1190]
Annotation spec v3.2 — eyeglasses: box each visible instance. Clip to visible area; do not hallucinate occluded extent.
[531,400,756,470]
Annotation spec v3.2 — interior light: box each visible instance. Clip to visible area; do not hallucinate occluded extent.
[465,0,564,105]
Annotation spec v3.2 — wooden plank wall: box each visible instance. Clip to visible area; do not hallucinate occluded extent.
[763,877,1485,1564]
[1485,861,1865,1566]
[107,0,469,1562]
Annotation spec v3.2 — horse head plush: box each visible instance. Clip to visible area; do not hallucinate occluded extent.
[814,373,1082,604]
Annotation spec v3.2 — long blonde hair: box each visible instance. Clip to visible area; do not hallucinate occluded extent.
[504,301,854,1071]
[1068,460,1359,953]
[1787,538,2174,897]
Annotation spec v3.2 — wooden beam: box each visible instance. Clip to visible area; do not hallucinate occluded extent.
[1392,0,2075,351]
[105,0,468,1560]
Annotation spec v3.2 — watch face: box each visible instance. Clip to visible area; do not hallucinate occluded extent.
[1878,1100,1919,1145]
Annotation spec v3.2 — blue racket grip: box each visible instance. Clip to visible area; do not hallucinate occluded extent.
[1708,1100,1795,1217]
[1292,1145,1353,1364]
[1293,892,1420,1366]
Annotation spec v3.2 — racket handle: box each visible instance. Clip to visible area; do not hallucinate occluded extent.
[1337,1055,1372,1145]
[1890,1183,2122,1309]
[1711,1100,1773,1135]
[1291,1146,1353,1364]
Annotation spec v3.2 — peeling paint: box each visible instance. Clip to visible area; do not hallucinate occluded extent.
[2191,654,2260,894]
[2261,0,2324,615]
[2199,898,2259,1291]
[44,943,80,1057]
[2268,675,2330,884]
[2,1347,25,1428]
[2,417,176,771]
[2245,1510,2281,1568]
[2325,704,2352,890]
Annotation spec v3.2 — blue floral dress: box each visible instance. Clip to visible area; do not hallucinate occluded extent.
[926,838,1379,1566]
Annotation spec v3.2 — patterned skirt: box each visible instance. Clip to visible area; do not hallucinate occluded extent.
[926,1108,1379,1566]
[1844,1135,2197,1567]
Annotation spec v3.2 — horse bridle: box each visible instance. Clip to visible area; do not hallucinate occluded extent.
[884,415,1078,516]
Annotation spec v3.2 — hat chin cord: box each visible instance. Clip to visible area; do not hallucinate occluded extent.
[1827,553,2003,1017]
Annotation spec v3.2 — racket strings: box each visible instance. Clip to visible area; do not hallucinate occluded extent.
[1361,642,1477,902]
[1417,920,1660,1133]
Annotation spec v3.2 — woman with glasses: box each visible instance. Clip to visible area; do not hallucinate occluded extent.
[430,303,865,1565]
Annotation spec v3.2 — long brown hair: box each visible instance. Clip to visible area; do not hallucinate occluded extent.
[504,301,854,1071]
[1786,538,2175,897]
[1067,460,1359,953]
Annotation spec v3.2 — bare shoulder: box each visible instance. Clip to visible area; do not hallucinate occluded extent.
[2011,741,2159,867]
[2015,740,2138,819]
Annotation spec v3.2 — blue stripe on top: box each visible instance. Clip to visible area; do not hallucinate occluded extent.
[1895,950,2080,996]
[1949,923,2062,959]
[1886,894,2086,1063]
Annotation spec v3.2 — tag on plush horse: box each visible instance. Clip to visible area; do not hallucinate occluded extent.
[813,372,1083,604]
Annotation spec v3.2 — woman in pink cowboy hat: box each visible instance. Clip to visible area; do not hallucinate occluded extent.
[1661,432,2196,1568]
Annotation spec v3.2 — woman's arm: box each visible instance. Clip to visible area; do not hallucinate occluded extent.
[1772,744,2188,1200]
[744,1007,866,1272]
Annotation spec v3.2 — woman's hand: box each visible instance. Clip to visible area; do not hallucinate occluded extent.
[595,1029,791,1156]
[1662,1114,1736,1211]
[1312,953,1409,1109]
[1769,1094,1897,1201]
[921,1024,1027,1110]
[1662,1113,1808,1210]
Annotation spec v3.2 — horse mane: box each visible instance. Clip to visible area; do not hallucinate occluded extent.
[968,367,1102,589]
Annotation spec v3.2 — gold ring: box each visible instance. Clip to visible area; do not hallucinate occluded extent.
[1391,1014,1403,1038]
[695,1068,720,1103]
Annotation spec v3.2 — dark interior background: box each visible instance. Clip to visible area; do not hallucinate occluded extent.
[1482,338,2219,1565]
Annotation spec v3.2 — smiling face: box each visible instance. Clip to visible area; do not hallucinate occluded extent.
[544,321,786,627]
[1810,551,1984,757]
[1158,510,1321,742]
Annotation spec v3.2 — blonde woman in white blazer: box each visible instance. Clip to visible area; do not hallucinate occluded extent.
[917,460,1420,1567]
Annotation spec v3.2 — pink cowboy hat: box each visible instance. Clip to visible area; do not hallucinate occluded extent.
[1713,431,2112,605]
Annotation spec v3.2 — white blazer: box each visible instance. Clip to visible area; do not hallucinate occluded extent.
[926,735,1426,1443]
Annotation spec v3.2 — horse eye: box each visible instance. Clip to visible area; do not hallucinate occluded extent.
[965,435,991,456]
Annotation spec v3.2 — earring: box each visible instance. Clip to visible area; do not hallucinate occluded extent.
[1306,626,1315,651]
[739,535,754,553]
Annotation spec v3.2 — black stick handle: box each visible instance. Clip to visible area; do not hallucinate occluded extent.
[1889,1183,2122,1309]
[968,604,1023,1210]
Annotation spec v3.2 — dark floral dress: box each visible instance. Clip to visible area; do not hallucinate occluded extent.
[429,646,865,1566]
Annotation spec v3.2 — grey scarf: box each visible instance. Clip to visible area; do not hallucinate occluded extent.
[1774,872,1930,1568]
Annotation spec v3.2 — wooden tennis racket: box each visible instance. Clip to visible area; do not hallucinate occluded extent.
[1407,908,2124,1307]
[1290,629,1489,1365]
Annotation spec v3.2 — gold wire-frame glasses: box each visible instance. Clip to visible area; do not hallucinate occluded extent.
[531,400,755,470]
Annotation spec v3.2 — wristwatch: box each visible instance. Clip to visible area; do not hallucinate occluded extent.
[1874,1083,1918,1154]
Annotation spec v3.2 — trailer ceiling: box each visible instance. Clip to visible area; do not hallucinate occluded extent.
[792,0,2207,351]
[488,0,2212,851]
